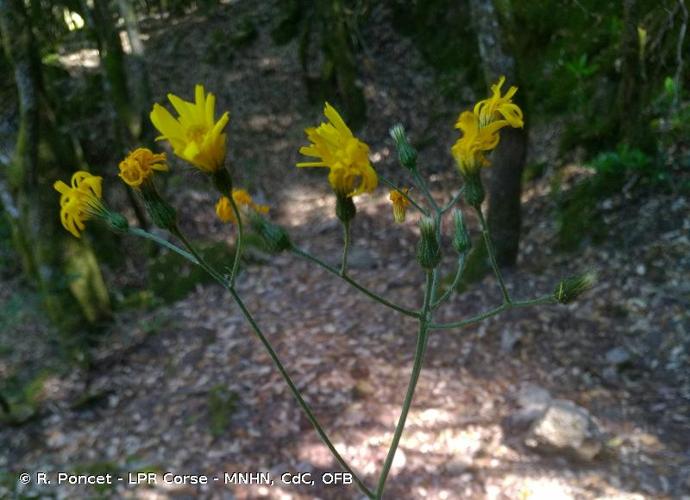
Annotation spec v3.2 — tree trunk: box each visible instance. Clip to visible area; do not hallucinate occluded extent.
[469,0,526,267]
[117,0,154,144]
[617,0,650,149]
[0,0,111,339]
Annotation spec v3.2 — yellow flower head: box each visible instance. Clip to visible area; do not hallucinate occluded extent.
[118,148,168,187]
[150,84,230,173]
[297,102,378,197]
[216,189,269,224]
[54,171,105,238]
[389,188,411,223]
[451,77,524,176]
[473,76,524,129]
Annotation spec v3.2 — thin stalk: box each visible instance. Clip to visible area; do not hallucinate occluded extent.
[440,187,465,214]
[228,195,244,287]
[340,220,351,276]
[378,174,428,215]
[412,169,439,212]
[292,247,420,318]
[429,295,556,330]
[476,208,511,304]
[228,288,375,499]
[172,226,226,284]
[375,271,433,498]
[128,227,199,264]
[129,227,375,498]
[431,253,466,310]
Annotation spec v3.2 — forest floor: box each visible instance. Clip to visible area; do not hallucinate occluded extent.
[2,1,690,499]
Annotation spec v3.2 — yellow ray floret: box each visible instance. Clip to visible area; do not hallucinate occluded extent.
[389,188,411,223]
[54,171,105,238]
[451,76,524,176]
[150,84,229,173]
[118,148,168,187]
[473,76,524,128]
[297,102,378,196]
[216,189,269,224]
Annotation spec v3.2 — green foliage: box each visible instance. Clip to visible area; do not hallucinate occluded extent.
[555,145,665,250]
[207,384,238,438]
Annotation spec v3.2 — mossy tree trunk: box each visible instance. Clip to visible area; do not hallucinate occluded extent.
[469,0,526,267]
[0,0,111,343]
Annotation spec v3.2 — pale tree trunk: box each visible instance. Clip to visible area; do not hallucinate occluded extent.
[469,0,527,267]
[0,0,111,340]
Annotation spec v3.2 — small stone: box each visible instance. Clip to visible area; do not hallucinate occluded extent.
[526,399,602,461]
[606,346,632,366]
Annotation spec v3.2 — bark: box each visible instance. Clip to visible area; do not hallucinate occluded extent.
[0,0,111,336]
[469,0,526,267]
[617,0,650,149]
[80,0,138,143]
[117,0,153,143]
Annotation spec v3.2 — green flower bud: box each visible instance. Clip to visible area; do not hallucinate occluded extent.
[416,216,441,270]
[451,209,471,254]
[250,214,292,253]
[211,167,233,196]
[389,124,417,171]
[554,271,597,304]
[335,192,356,223]
[463,171,485,209]
[140,180,177,231]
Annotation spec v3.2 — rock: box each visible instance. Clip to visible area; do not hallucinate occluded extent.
[525,399,602,460]
[504,383,552,432]
[606,347,632,366]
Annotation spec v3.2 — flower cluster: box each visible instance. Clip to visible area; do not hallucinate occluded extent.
[54,171,106,238]
[389,188,411,223]
[297,102,378,197]
[118,148,168,188]
[216,189,269,224]
[150,84,230,173]
[451,76,523,177]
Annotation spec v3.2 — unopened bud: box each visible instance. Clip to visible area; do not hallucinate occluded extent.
[416,216,441,270]
[250,214,292,253]
[463,171,485,208]
[554,271,597,304]
[451,209,471,254]
[389,124,417,170]
[140,180,177,231]
[335,192,356,223]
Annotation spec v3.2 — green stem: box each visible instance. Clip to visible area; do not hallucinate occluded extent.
[440,187,465,214]
[128,227,199,264]
[376,271,433,498]
[476,208,511,304]
[227,287,375,498]
[292,247,420,319]
[378,174,428,215]
[340,220,351,276]
[228,195,244,287]
[429,295,556,330]
[128,227,375,498]
[412,169,439,212]
[431,253,466,310]
[172,226,227,284]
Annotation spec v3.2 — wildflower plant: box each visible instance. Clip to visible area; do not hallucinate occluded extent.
[55,81,593,499]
